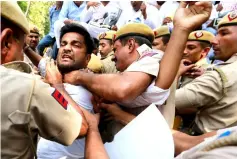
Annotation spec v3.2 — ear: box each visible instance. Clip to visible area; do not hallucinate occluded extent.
[127,38,136,53]
[1,28,14,63]
[85,54,91,66]
[200,47,210,58]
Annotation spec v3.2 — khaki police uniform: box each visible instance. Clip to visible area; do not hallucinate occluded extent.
[1,2,82,158]
[101,51,118,73]
[179,30,214,88]
[176,54,237,133]
[100,23,170,142]
[153,25,171,38]
[87,54,103,73]
[176,11,237,133]
[99,30,118,74]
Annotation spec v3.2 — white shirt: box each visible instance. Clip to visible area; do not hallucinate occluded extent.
[37,58,93,159]
[118,49,169,108]
[116,2,161,29]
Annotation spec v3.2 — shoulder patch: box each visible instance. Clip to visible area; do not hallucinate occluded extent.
[52,89,68,110]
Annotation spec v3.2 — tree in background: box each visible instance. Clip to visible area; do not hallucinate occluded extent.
[18,1,54,39]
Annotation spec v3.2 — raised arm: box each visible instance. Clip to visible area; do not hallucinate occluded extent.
[24,45,43,67]
[155,2,212,89]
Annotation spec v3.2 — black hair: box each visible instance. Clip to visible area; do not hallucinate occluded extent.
[93,38,99,49]
[60,23,94,54]
[161,35,170,45]
[119,35,152,48]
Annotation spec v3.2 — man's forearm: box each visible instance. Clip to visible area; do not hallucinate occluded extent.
[77,72,151,102]
[172,130,217,156]
[85,129,109,159]
[156,28,190,89]
[24,46,43,67]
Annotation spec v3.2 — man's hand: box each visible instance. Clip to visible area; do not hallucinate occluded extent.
[64,70,81,85]
[111,25,118,31]
[81,107,100,132]
[140,3,147,19]
[185,67,205,78]
[87,1,100,9]
[64,19,74,25]
[216,3,223,12]
[45,59,63,86]
[177,59,196,77]
[162,17,172,25]
[174,1,212,32]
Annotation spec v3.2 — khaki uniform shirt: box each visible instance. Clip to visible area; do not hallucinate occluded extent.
[1,62,82,158]
[87,54,103,73]
[118,50,169,115]
[176,53,237,133]
[101,51,118,74]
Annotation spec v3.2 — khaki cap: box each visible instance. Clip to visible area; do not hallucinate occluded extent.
[154,26,171,38]
[1,1,29,34]
[98,30,116,40]
[218,11,237,28]
[113,23,155,43]
[188,30,214,44]
[29,24,40,34]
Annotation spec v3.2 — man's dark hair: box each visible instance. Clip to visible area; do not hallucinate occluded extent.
[161,35,170,45]
[199,41,212,49]
[93,38,99,49]
[60,23,94,54]
[119,35,152,48]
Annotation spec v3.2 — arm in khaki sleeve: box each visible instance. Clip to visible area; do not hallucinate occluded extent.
[175,71,223,109]
[30,79,88,146]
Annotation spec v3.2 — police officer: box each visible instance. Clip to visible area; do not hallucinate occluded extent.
[177,30,215,88]
[1,2,89,158]
[175,10,237,134]
[99,30,118,73]
[152,25,171,52]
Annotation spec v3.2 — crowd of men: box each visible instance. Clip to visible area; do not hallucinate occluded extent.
[1,1,237,159]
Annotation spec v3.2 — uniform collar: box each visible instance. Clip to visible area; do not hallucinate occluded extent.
[217,53,237,66]
[2,61,33,74]
[101,51,114,60]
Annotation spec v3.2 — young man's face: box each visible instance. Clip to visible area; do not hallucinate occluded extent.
[152,37,167,52]
[99,39,113,58]
[57,32,90,73]
[183,41,207,63]
[212,26,237,61]
[25,32,39,50]
[113,40,131,72]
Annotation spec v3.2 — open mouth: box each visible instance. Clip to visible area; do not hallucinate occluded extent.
[62,54,72,60]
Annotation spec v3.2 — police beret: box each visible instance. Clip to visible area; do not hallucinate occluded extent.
[218,11,237,28]
[113,23,155,43]
[154,26,171,38]
[29,24,40,34]
[188,30,214,44]
[98,30,116,40]
[1,1,29,34]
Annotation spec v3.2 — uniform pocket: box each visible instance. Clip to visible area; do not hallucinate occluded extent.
[8,110,31,125]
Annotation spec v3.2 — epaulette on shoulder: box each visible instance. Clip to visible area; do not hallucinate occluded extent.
[206,66,228,94]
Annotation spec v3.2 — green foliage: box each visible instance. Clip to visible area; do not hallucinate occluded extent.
[17,1,27,13]
[17,1,54,38]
